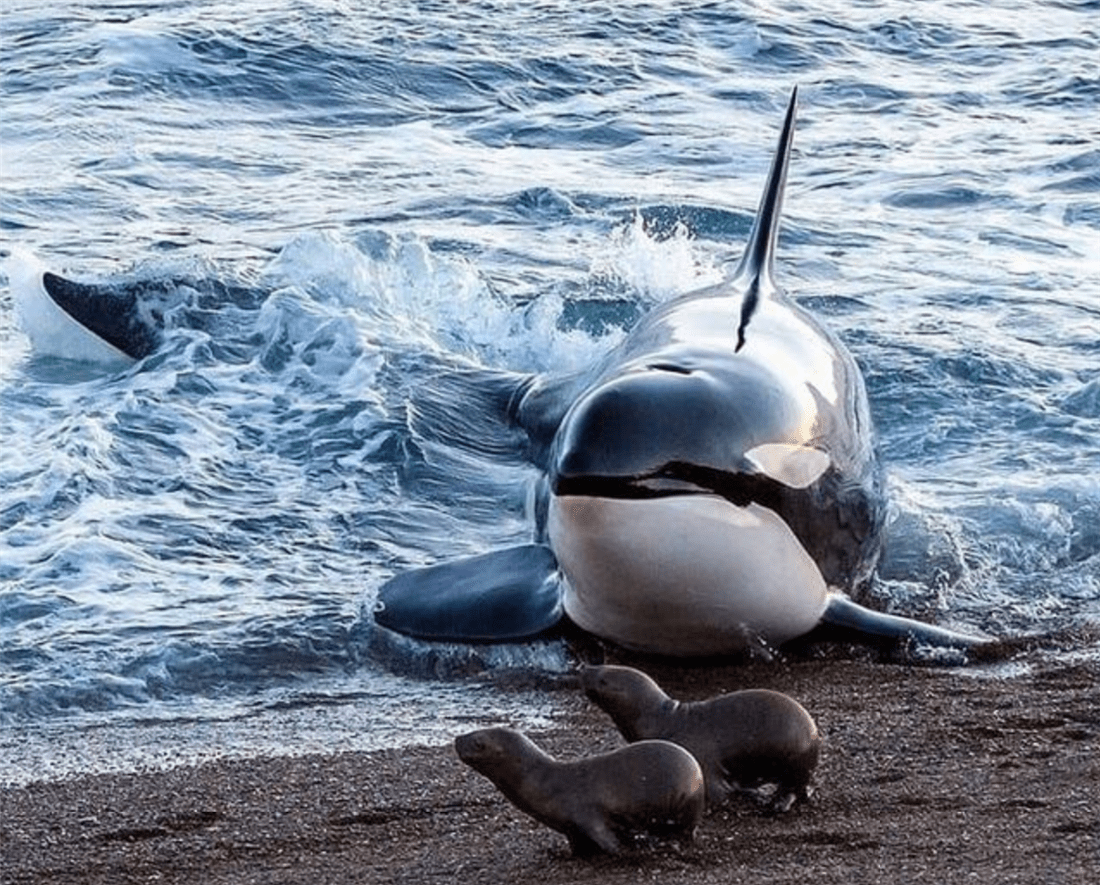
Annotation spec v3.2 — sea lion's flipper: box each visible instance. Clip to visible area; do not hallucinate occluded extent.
[571,819,622,856]
[373,544,564,642]
[812,593,987,650]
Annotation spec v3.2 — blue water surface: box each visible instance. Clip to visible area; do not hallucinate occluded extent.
[1,0,1098,784]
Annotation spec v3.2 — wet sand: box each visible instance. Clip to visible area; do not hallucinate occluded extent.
[3,652,1098,884]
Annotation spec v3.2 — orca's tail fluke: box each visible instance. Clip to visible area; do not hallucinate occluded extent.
[7,248,162,365]
[41,271,160,361]
[733,87,798,350]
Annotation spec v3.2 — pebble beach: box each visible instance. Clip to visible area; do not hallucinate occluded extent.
[4,652,1097,885]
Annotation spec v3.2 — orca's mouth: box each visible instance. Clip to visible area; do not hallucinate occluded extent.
[551,462,789,512]
[552,474,703,500]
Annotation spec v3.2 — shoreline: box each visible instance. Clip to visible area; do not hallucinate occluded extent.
[3,655,1097,884]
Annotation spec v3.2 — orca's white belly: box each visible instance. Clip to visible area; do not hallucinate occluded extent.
[548,493,829,656]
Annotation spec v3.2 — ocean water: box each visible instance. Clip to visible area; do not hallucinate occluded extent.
[1,0,1097,785]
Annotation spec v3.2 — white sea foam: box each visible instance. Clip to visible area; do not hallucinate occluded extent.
[596,212,724,304]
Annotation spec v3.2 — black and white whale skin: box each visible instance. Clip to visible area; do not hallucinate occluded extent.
[375,88,986,656]
[8,249,162,366]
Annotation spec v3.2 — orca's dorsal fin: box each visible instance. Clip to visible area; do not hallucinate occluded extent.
[734,87,798,351]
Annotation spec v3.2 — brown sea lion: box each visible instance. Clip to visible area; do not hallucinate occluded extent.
[581,664,821,811]
[454,726,705,855]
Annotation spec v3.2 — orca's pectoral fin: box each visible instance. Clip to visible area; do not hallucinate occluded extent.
[811,593,989,651]
[373,544,565,642]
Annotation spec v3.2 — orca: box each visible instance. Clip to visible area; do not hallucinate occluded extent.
[12,90,985,655]
[375,88,986,656]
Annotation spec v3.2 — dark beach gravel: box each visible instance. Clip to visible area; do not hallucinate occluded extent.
[3,654,1097,884]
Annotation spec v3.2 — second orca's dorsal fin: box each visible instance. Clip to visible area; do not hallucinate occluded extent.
[734,87,799,350]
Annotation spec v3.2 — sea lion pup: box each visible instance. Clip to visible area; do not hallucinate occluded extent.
[454,726,705,856]
[581,664,821,812]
